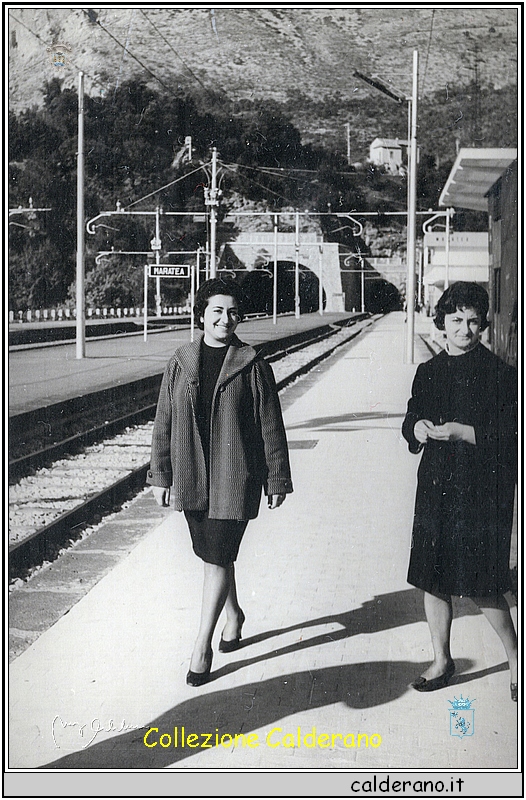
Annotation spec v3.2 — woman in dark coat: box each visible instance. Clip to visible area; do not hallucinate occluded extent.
[148,278,293,686]
[402,282,517,699]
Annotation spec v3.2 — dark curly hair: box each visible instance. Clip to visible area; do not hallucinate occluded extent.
[434,282,489,331]
[193,277,246,330]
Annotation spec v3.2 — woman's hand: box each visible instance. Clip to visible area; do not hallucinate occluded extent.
[427,422,476,444]
[268,494,286,509]
[413,419,437,443]
[152,486,171,507]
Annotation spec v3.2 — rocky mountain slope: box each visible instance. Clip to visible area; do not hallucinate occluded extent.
[9,6,518,144]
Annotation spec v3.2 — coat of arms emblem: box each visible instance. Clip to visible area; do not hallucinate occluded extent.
[448,695,475,738]
[47,42,73,68]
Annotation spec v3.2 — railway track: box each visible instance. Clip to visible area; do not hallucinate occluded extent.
[8,314,375,579]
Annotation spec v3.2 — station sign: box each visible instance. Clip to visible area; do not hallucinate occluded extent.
[148,265,190,278]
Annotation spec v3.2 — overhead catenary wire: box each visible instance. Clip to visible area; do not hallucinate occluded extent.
[84,10,190,103]
[113,8,136,99]
[9,13,109,96]
[420,9,435,97]
[219,161,298,206]
[223,162,318,184]
[124,162,212,209]
[220,161,372,181]
[139,9,229,101]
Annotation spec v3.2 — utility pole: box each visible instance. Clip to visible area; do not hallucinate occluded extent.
[203,147,220,278]
[295,211,300,319]
[405,50,418,364]
[273,214,278,324]
[345,122,351,166]
[318,243,323,315]
[210,148,217,278]
[444,207,451,290]
[353,59,419,362]
[154,207,162,316]
[76,71,85,360]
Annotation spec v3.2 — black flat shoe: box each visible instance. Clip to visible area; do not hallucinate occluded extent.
[412,661,455,692]
[218,635,242,653]
[186,650,212,687]
[510,683,518,702]
[219,611,245,653]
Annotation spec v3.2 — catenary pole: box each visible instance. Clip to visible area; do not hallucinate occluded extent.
[143,265,148,341]
[155,207,161,315]
[190,258,195,342]
[444,208,451,289]
[295,211,300,319]
[210,148,218,277]
[405,50,419,364]
[273,214,278,324]
[76,72,85,359]
[318,243,323,315]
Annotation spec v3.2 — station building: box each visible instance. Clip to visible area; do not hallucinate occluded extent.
[439,148,518,366]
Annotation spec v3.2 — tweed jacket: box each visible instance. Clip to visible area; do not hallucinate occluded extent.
[147,333,293,519]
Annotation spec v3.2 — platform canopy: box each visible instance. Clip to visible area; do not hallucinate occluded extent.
[439,148,517,212]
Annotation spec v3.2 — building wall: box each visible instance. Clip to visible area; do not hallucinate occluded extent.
[224,233,345,312]
[370,145,402,168]
[487,160,517,366]
[424,232,489,266]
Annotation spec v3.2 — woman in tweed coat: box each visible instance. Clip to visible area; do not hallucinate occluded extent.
[148,278,293,685]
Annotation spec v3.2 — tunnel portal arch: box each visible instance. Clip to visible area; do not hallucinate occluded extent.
[237,261,326,314]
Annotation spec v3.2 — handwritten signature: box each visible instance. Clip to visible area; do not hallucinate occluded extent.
[52,715,142,749]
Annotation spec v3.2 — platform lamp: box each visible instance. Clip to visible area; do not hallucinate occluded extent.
[353,49,419,363]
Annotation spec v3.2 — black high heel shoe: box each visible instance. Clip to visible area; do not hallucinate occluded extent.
[186,649,213,687]
[412,661,455,692]
[219,611,245,653]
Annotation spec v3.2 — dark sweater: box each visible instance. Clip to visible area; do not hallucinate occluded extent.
[196,342,229,464]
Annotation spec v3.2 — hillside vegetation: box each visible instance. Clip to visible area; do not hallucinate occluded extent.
[8,70,516,311]
[8,6,517,311]
[9,7,517,118]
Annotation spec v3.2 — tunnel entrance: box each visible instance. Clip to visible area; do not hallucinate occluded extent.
[237,261,326,314]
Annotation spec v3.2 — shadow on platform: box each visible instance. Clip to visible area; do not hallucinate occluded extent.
[286,411,405,431]
[38,588,489,769]
[41,658,480,769]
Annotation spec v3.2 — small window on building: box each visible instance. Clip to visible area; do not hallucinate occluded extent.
[490,179,502,221]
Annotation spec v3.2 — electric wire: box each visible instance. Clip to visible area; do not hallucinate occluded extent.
[83,10,188,102]
[221,161,360,181]
[223,162,315,184]
[9,12,109,96]
[421,9,435,97]
[113,8,136,99]
[219,161,299,206]
[124,162,211,209]
[139,9,228,101]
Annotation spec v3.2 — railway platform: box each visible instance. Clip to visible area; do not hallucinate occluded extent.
[8,312,518,776]
[8,311,352,416]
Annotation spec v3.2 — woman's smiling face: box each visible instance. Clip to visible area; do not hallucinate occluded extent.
[443,306,482,355]
[201,294,240,346]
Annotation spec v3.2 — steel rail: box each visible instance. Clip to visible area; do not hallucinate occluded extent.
[8,316,373,578]
[10,316,364,478]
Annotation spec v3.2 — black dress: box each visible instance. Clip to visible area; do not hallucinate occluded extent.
[402,344,517,597]
[185,341,248,566]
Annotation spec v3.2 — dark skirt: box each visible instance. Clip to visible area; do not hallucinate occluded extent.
[407,487,513,597]
[184,511,248,567]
